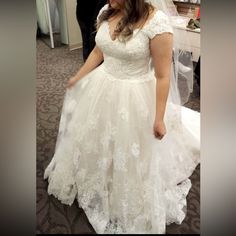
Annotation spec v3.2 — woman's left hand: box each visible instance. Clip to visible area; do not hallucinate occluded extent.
[153,119,166,140]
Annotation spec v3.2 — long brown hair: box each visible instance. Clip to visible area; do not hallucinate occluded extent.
[96,0,155,42]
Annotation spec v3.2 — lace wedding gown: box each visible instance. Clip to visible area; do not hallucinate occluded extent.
[44,4,200,234]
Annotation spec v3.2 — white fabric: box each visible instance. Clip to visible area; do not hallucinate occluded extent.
[147,0,195,105]
[36,0,60,34]
[44,4,200,234]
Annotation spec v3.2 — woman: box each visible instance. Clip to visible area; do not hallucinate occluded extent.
[44,0,200,234]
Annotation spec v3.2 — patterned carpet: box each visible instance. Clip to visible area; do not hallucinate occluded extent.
[36,38,200,234]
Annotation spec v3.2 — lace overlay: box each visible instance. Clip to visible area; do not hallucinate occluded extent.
[44,4,200,234]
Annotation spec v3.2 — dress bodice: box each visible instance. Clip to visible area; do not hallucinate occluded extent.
[95,4,173,80]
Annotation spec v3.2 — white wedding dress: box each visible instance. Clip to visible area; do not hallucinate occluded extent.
[44,4,200,234]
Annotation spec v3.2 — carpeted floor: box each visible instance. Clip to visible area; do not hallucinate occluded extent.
[36,38,200,234]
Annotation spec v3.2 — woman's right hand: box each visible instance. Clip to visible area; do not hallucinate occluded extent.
[66,76,80,89]
[153,119,166,140]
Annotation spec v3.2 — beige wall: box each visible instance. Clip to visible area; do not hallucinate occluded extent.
[64,0,82,50]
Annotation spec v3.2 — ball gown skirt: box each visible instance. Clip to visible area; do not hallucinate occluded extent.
[43,63,200,234]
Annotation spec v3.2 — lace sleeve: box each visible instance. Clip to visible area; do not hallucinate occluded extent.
[143,10,174,39]
[97,3,109,23]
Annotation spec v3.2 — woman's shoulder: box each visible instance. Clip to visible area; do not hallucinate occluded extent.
[145,7,170,27]
[141,8,174,39]
[97,3,109,16]
[96,3,109,25]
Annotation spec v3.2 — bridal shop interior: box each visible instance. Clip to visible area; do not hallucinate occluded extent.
[37,0,200,234]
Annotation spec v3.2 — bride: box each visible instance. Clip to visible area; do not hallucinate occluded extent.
[44,0,200,234]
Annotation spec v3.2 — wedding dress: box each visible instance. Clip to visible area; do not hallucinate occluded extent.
[44,4,200,234]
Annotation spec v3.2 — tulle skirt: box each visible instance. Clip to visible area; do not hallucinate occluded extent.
[44,64,200,234]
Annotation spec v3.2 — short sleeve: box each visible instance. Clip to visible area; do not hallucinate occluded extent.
[97,3,109,22]
[143,10,174,39]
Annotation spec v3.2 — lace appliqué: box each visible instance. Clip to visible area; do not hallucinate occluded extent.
[114,148,128,172]
[131,143,140,158]
[100,121,117,149]
[143,10,174,39]
[118,107,129,121]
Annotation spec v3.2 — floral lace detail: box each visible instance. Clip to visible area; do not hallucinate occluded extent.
[100,133,111,149]
[140,108,149,120]
[118,107,129,121]
[100,121,117,149]
[84,140,98,154]
[97,157,112,171]
[142,10,174,39]
[87,114,100,130]
[165,179,192,225]
[114,148,128,172]
[105,86,114,103]
[72,147,81,171]
[88,86,96,98]
[73,123,84,143]
[131,143,140,158]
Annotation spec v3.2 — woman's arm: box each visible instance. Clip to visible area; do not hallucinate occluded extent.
[67,45,104,88]
[150,32,173,139]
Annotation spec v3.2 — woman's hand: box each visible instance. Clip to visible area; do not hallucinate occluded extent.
[153,119,166,140]
[66,76,80,89]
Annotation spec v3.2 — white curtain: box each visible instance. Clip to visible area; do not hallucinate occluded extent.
[36,0,60,34]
